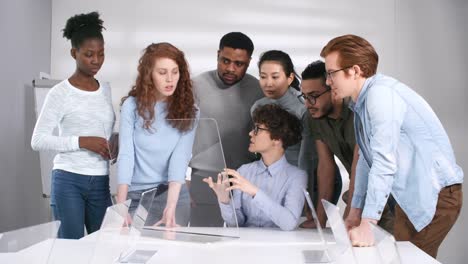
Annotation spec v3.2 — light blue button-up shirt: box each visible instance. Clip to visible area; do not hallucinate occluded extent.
[220,155,307,231]
[350,74,463,231]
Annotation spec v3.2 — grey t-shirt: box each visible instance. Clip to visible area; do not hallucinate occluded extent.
[192,70,263,170]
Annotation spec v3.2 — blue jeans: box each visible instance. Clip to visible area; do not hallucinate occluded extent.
[50,169,112,239]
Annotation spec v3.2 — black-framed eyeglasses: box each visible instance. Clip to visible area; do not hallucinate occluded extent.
[298,89,330,105]
[325,66,352,81]
[252,124,269,136]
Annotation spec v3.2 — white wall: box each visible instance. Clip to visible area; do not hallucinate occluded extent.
[0,0,464,262]
[0,0,52,231]
[48,1,468,263]
[396,1,468,263]
[50,0,397,119]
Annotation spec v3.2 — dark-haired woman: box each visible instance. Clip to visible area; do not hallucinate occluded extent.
[204,104,307,231]
[116,43,198,227]
[250,50,317,187]
[31,12,114,239]
[251,51,343,217]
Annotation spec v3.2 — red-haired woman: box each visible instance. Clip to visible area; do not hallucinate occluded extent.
[116,42,198,227]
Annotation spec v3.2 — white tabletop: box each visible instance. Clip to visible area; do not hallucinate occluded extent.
[0,227,440,264]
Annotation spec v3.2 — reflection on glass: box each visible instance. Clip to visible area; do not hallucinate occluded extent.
[188,118,238,228]
[321,199,356,263]
[370,222,402,264]
[0,221,60,253]
[100,200,132,230]
[89,200,136,264]
[302,190,332,263]
[118,249,158,263]
[132,187,159,230]
[137,118,239,243]
[0,221,61,263]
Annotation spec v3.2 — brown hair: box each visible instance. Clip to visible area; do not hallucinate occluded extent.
[122,42,197,132]
[252,104,302,149]
[320,34,378,78]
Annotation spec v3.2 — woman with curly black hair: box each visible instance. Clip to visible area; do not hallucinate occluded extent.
[31,12,114,239]
[204,104,307,231]
[117,42,198,227]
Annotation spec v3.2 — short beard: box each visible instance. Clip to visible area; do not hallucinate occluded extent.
[313,104,334,119]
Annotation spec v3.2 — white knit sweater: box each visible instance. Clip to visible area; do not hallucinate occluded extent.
[31,79,115,175]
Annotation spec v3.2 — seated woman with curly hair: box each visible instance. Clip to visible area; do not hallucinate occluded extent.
[203,104,307,231]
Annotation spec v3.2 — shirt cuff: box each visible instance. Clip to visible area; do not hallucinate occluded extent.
[218,201,235,219]
[361,203,385,221]
[71,136,80,151]
[219,201,232,211]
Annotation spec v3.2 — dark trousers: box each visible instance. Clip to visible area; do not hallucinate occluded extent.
[394,184,462,258]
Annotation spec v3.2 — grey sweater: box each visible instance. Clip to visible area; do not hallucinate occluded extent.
[191,70,263,170]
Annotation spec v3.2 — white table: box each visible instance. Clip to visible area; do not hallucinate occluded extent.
[0,227,440,264]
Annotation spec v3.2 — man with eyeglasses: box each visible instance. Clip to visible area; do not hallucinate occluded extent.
[203,104,307,231]
[298,61,394,233]
[320,34,463,258]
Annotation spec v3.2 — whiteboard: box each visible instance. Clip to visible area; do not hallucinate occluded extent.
[32,79,118,197]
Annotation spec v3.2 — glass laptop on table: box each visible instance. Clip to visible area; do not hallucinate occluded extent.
[302,189,332,263]
[321,199,356,264]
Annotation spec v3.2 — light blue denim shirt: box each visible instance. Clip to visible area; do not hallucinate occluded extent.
[219,155,307,231]
[350,74,463,231]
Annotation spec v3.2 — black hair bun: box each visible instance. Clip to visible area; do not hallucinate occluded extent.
[62,11,104,40]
